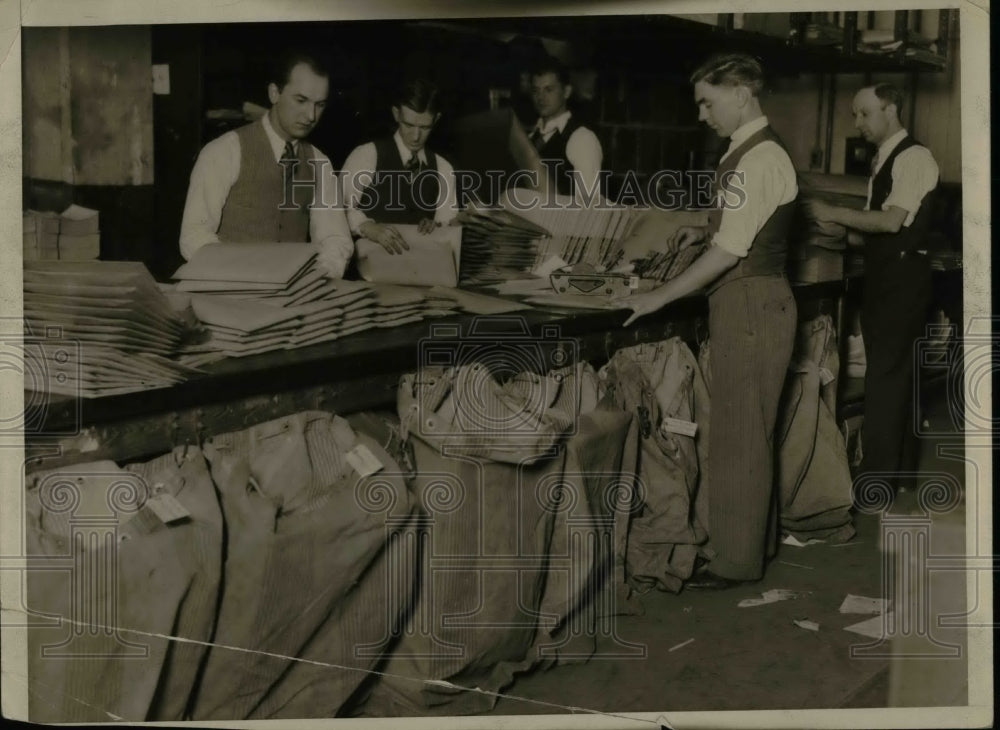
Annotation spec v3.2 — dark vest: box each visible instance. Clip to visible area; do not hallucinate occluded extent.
[534,115,588,196]
[866,135,936,267]
[217,121,315,244]
[356,137,442,225]
[707,125,796,292]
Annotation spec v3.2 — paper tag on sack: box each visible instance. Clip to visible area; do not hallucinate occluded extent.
[346,443,384,477]
[146,493,191,524]
[819,367,836,386]
[628,275,640,289]
[660,417,698,438]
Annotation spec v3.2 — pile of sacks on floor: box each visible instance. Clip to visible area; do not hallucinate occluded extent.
[23,316,855,721]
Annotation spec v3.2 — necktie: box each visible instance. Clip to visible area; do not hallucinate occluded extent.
[870,150,880,176]
[282,142,297,208]
[530,127,545,151]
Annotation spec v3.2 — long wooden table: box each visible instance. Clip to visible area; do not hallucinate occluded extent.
[24,280,845,470]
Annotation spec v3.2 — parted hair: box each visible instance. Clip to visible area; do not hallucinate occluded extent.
[689,53,765,96]
[870,82,905,119]
[393,78,441,115]
[270,49,330,89]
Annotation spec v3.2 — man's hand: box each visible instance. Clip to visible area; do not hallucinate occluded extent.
[847,230,865,248]
[417,217,438,235]
[667,225,707,252]
[612,288,672,327]
[360,221,409,255]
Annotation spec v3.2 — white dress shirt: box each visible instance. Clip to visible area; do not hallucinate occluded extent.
[532,110,604,199]
[865,128,939,227]
[711,115,798,259]
[179,113,354,278]
[339,130,458,236]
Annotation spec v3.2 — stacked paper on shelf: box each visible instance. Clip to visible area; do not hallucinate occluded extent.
[23,206,101,261]
[23,261,201,397]
[356,224,462,287]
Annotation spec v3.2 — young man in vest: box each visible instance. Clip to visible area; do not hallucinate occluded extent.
[807,84,939,496]
[339,78,458,254]
[528,57,603,202]
[615,54,798,590]
[179,51,353,278]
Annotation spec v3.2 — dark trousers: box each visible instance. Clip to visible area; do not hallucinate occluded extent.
[859,253,933,491]
[707,274,797,580]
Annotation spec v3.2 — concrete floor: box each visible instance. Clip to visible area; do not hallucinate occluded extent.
[488,387,971,717]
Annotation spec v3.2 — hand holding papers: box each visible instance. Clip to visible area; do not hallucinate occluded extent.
[355,224,462,287]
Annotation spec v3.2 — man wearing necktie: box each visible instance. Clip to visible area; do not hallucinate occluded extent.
[806,84,939,497]
[179,50,353,278]
[528,57,603,202]
[340,78,458,254]
[615,54,798,590]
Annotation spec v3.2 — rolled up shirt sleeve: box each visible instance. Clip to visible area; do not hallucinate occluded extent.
[710,141,798,258]
[881,146,939,226]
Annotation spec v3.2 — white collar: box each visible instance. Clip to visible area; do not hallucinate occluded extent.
[535,109,573,136]
[875,128,909,171]
[722,115,769,161]
[262,113,298,161]
[393,130,427,165]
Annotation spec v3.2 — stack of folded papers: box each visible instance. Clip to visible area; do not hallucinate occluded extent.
[456,192,638,285]
[23,261,201,397]
[455,200,552,284]
[23,205,101,262]
[173,242,532,366]
[356,224,462,287]
[173,242,341,306]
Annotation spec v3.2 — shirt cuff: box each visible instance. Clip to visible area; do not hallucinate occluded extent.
[709,231,749,259]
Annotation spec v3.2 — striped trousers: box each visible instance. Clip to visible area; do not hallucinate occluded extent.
[706,274,796,581]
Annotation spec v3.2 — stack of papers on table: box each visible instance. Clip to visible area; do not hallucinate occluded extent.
[457,192,637,285]
[455,200,552,284]
[173,243,530,366]
[23,261,201,397]
[356,224,462,287]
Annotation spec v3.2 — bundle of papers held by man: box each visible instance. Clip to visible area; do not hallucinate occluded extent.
[23,260,202,397]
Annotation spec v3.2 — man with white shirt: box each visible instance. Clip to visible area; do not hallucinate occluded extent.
[179,51,354,278]
[528,58,603,201]
[339,78,458,254]
[616,54,798,590]
[807,83,939,496]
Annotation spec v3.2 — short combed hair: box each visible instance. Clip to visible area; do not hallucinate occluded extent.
[270,50,329,90]
[689,53,765,96]
[393,78,441,115]
[871,82,905,119]
[530,56,571,86]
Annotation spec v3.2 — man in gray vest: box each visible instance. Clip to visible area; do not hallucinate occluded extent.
[616,54,798,589]
[179,51,353,278]
[340,78,458,254]
[807,84,939,497]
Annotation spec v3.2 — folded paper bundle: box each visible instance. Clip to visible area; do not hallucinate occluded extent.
[23,205,101,262]
[457,192,638,286]
[23,260,201,397]
[355,224,461,287]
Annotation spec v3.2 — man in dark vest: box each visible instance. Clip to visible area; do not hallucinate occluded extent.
[807,83,939,497]
[179,50,353,277]
[615,54,798,589]
[528,57,603,202]
[340,78,458,254]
